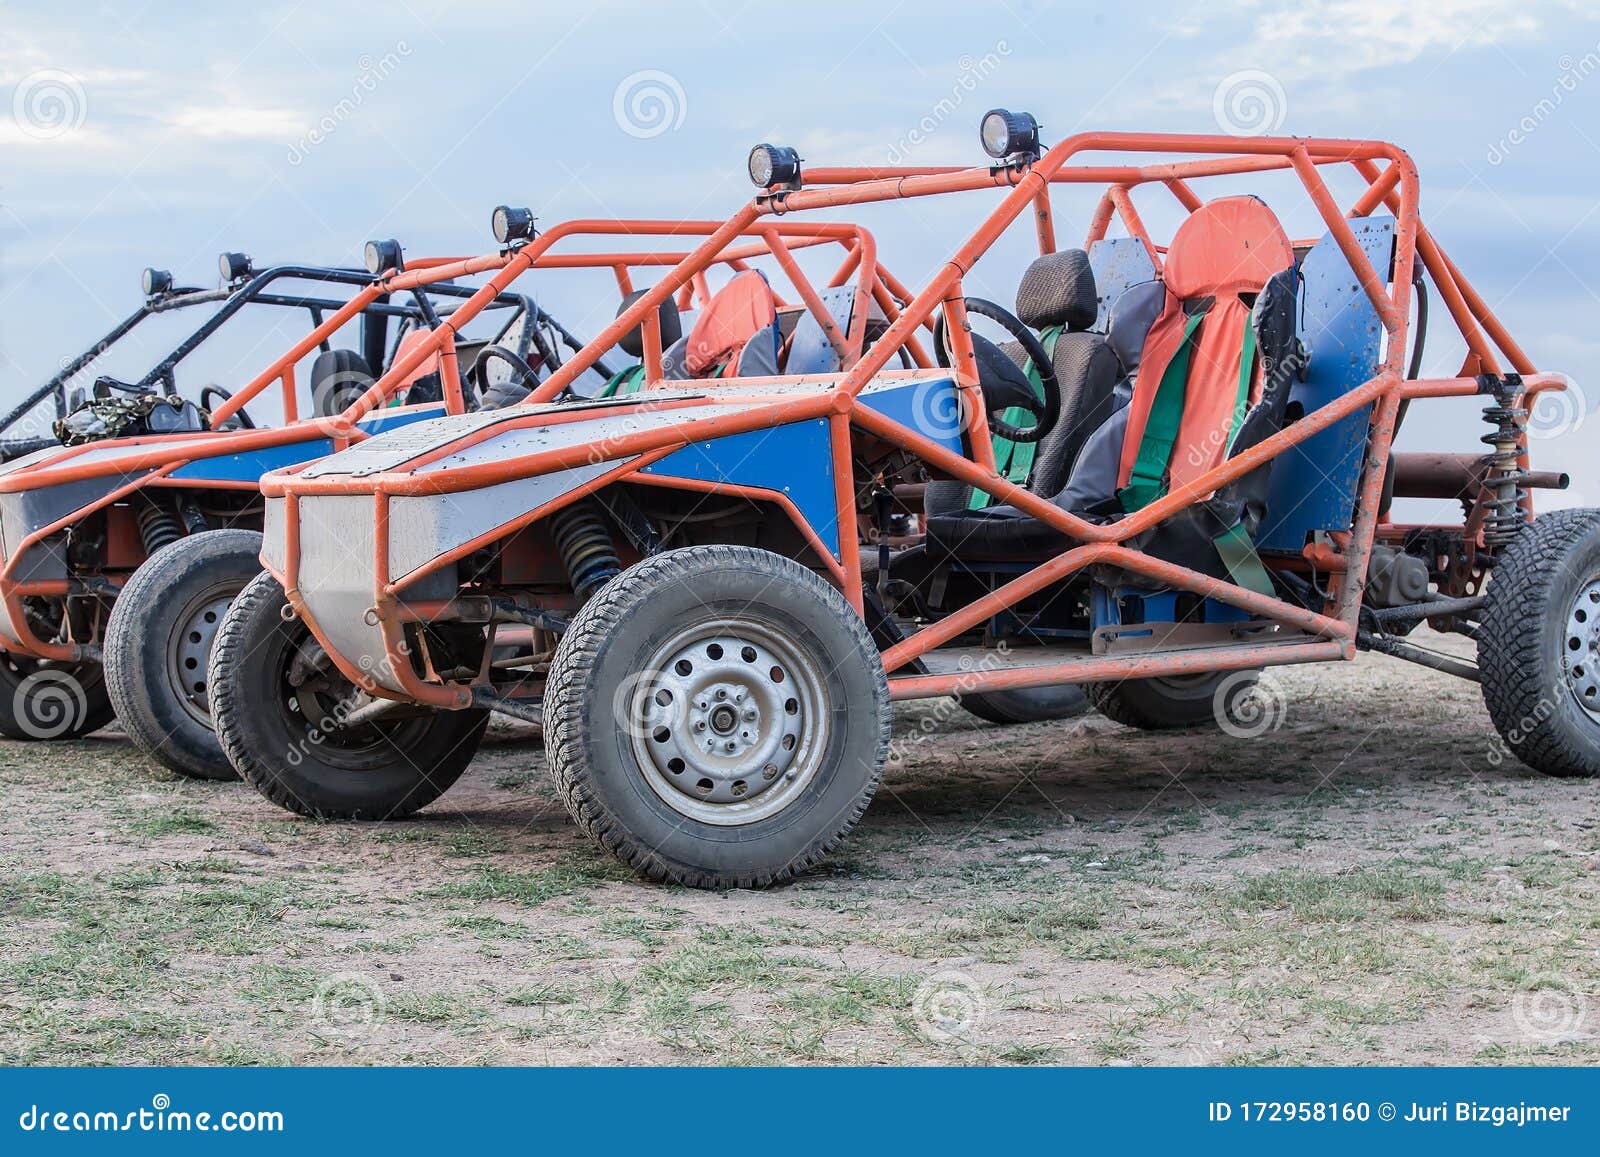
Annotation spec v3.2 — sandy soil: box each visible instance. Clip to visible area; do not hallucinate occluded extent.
[1,631,1596,1065]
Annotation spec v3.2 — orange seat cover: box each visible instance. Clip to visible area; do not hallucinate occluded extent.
[1117,197,1294,496]
[685,270,778,377]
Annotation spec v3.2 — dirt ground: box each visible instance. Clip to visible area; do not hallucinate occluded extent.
[1,630,1596,1066]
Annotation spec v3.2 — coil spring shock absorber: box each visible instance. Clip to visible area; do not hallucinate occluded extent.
[549,501,620,601]
[135,498,184,556]
[1480,374,1531,554]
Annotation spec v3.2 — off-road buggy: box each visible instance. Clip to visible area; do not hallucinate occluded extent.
[0,251,573,769]
[213,122,1585,888]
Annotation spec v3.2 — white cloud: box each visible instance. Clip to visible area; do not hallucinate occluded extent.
[169,104,303,140]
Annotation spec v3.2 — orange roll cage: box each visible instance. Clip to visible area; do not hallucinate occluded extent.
[261,133,1568,709]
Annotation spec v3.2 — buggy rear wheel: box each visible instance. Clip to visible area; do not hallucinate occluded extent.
[957,683,1090,725]
[1084,670,1260,731]
[1479,507,1600,777]
[546,545,891,889]
[103,529,265,780]
[209,571,490,818]
[0,651,114,741]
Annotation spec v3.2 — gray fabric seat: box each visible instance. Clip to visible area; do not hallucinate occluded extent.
[922,249,1122,548]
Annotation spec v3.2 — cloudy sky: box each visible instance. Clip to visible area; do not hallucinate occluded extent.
[2,0,1597,502]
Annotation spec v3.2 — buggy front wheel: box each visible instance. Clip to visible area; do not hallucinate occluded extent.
[209,571,489,818]
[546,545,892,889]
[1479,507,1600,777]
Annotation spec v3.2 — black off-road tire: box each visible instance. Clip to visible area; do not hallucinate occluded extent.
[1085,670,1260,730]
[0,651,114,741]
[209,571,489,818]
[1479,508,1600,777]
[958,684,1091,725]
[546,545,892,889]
[103,529,265,780]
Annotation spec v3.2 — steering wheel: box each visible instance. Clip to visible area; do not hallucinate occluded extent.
[471,344,545,402]
[200,385,256,429]
[932,297,1060,444]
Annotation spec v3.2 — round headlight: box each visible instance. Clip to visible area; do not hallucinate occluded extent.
[980,109,1040,161]
[141,267,172,297]
[218,252,253,282]
[491,205,535,245]
[364,238,402,276]
[747,144,802,190]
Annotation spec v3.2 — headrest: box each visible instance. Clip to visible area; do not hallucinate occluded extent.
[685,270,778,377]
[1163,196,1294,300]
[1104,280,1166,376]
[1015,249,1097,331]
[615,289,683,359]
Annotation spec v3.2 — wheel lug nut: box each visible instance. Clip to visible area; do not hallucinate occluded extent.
[724,739,737,752]
[694,721,707,732]
[742,709,757,721]
[715,689,727,700]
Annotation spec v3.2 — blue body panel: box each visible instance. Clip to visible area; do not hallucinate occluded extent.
[1257,217,1394,552]
[166,405,449,483]
[637,376,966,563]
[640,418,839,559]
[1091,586,1251,636]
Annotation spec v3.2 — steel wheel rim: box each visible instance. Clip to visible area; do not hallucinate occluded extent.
[167,585,238,725]
[276,625,433,766]
[1563,579,1600,722]
[628,619,829,827]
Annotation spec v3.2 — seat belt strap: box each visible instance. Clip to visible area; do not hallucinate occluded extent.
[968,325,1063,511]
[1118,311,1205,513]
[596,364,646,399]
[1213,521,1275,596]
[1224,315,1258,454]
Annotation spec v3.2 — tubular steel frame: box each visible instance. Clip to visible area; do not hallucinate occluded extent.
[0,228,882,662]
[258,133,1567,710]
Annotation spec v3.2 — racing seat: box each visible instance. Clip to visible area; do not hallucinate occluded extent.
[925,197,1301,592]
[923,248,1121,523]
[661,269,781,380]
